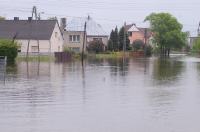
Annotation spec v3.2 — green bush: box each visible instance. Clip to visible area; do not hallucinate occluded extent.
[132,40,144,51]
[63,47,75,54]
[192,38,200,53]
[144,45,152,56]
[87,40,104,53]
[0,39,19,62]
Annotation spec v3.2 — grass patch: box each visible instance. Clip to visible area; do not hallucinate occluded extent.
[87,52,130,59]
[17,55,55,62]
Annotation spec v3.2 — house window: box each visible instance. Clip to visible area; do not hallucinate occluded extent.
[55,32,58,38]
[93,38,102,41]
[18,44,22,52]
[31,46,39,53]
[58,46,60,52]
[128,32,132,37]
[69,35,80,42]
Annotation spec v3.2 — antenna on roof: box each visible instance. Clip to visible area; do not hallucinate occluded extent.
[32,6,38,20]
[87,15,91,20]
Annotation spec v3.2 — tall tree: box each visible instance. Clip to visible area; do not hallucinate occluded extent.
[145,13,187,56]
[107,30,115,51]
[113,26,119,51]
[108,27,119,51]
[118,26,130,51]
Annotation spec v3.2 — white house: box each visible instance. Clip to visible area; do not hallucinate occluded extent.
[0,17,64,53]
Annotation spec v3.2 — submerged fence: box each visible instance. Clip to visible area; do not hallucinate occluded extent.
[0,56,7,84]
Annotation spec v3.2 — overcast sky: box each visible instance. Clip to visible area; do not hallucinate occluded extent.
[0,0,200,36]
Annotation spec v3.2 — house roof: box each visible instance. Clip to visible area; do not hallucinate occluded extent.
[124,24,134,32]
[128,24,139,32]
[125,23,152,38]
[0,20,57,40]
[66,16,108,36]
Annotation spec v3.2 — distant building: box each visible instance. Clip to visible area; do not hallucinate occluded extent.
[64,16,109,51]
[125,24,152,45]
[189,23,200,48]
[60,18,86,52]
[190,37,200,48]
[0,17,64,53]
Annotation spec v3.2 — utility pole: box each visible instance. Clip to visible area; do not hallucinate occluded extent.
[82,22,87,66]
[123,22,126,55]
[144,28,147,56]
[27,6,38,59]
[198,22,200,36]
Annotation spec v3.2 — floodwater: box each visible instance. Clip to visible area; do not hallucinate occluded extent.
[0,56,200,132]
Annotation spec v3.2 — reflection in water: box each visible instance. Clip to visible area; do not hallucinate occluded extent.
[147,58,185,118]
[152,58,184,85]
[107,57,130,76]
[1,57,200,132]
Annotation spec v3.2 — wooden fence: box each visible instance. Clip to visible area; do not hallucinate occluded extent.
[54,52,72,62]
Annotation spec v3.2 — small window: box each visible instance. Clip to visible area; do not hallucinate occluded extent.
[69,35,80,42]
[128,32,132,36]
[31,46,39,53]
[55,32,58,38]
[77,35,80,42]
[69,35,73,41]
[58,46,60,52]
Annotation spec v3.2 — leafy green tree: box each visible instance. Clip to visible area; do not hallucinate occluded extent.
[145,13,187,56]
[119,26,130,51]
[132,40,144,51]
[192,37,200,53]
[0,39,19,62]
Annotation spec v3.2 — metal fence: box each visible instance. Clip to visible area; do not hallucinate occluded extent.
[0,56,7,84]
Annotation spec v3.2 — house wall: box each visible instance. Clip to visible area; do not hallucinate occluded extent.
[50,22,64,52]
[63,31,86,52]
[17,40,50,53]
[17,22,64,53]
[129,32,145,44]
[189,37,200,48]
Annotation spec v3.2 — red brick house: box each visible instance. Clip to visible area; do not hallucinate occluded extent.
[125,24,152,45]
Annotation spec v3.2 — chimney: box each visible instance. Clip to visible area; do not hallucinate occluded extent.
[14,17,19,20]
[60,18,67,32]
[28,17,32,22]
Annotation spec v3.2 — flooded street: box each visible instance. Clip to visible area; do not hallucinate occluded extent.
[0,56,200,132]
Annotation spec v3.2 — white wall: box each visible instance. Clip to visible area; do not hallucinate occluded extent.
[17,39,50,53]
[17,22,64,53]
[50,22,64,52]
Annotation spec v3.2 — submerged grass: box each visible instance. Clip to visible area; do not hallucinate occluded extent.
[16,52,131,62]
[16,55,55,62]
[87,52,130,59]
